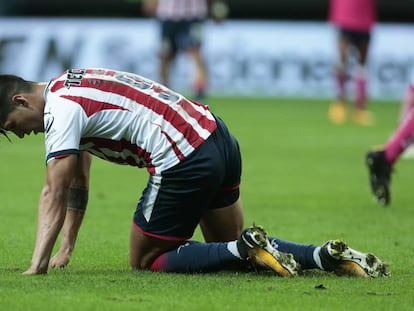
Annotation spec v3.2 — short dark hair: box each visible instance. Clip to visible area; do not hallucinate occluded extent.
[0,74,33,142]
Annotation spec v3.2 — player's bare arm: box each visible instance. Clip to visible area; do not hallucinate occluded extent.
[49,152,92,269]
[23,154,79,275]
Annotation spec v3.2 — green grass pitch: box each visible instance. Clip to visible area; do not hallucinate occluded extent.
[1,97,413,310]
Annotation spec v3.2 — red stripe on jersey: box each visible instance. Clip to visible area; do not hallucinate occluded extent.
[60,95,129,117]
[133,221,190,241]
[49,79,66,92]
[160,128,186,161]
[80,137,153,169]
[54,154,71,159]
[221,183,240,191]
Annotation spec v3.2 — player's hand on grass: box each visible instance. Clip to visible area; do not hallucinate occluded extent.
[22,266,48,275]
[49,252,70,269]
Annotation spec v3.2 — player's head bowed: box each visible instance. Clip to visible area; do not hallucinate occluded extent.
[0,74,34,143]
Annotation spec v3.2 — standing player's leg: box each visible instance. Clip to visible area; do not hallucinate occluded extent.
[159,21,177,87]
[336,31,349,104]
[399,82,414,158]
[352,32,374,126]
[366,91,414,205]
[329,30,349,124]
[180,20,207,101]
[187,47,208,101]
[399,83,414,123]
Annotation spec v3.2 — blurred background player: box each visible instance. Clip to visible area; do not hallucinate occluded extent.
[328,0,377,126]
[398,71,414,158]
[142,0,228,101]
[366,74,414,206]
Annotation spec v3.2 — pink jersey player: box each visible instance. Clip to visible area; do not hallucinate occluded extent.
[329,0,376,32]
[328,0,377,126]
[366,72,414,205]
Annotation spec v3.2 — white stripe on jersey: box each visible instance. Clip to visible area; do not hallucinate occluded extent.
[156,0,208,20]
[142,174,162,222]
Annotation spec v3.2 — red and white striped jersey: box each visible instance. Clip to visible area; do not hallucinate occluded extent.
[43,68,217,174]
[156,0,208,21]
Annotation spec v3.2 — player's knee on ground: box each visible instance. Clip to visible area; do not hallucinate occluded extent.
[129,252,156,270]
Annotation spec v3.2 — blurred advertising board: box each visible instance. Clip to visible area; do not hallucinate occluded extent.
[0,18,413,99]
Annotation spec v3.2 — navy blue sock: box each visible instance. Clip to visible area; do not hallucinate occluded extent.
[150,241,245,273]
[268,237,319,270]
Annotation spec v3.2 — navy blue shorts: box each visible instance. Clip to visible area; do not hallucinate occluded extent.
[133,116,241,241]
[160,19,204,56]
[339,28,371,46]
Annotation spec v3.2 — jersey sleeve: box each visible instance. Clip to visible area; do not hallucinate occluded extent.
[44,93,86,163]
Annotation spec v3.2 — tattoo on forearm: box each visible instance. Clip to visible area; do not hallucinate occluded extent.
[67,188,89,211]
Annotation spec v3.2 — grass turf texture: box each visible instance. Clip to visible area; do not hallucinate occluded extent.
[1,98,414,310]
